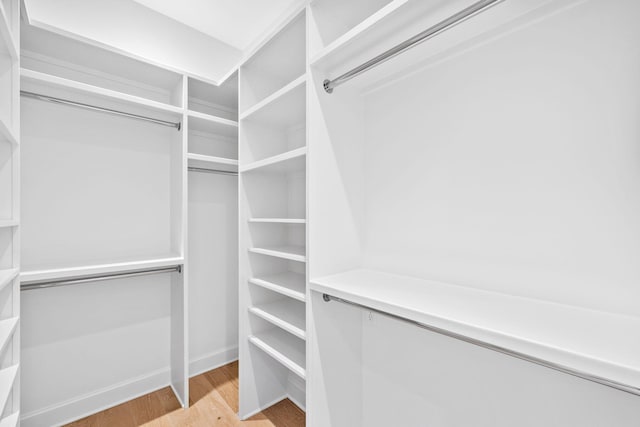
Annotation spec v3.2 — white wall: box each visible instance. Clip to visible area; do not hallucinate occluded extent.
[362,0,640,317]
[23,0,243,84]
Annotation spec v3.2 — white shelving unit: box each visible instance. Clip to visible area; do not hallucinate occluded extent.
[0,1,19,425]
[239,7,308,419]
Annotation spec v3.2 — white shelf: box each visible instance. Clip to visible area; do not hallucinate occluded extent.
[249,272,306,302]
[21,68,183,118]
[240,147,306,173]
[0,117,17,146]
[0,2,17,60]
[20,255,184,284]
[240,75,306,126]
[0,269,18,293]
[0,220,18,228]
[249,329,306,379]
[187,153,238,173]
[310,0,409,64]
[311,269,640,392]
[249,246,306,262]
[188,111,238,138]
[0,412,19,427]
[249,218,306,224]
[0,318,18,356]
[0,365,18,416]
[250,299,306,340]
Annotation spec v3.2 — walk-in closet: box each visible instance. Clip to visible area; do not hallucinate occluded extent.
[0,0,639,426]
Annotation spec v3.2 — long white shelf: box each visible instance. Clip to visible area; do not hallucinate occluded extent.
[20,255,184,284]
[0,412,19,427]
[0,2,17,60]
[0,318,18,356]
[0,117,17,146]
[240,147,306,173]
[311,269,640,394]
[249,218,306,224]
[249,272,306,302]
[21,68,184,117]
[250,299,306,340]
[0,365,18,417]
[187,153,238,172]
[0,269,18,293]
[188,110,238,138]
[0,220,18,228]
[239,75,306,127]
[249,329,306,379]
[249,246,306,262]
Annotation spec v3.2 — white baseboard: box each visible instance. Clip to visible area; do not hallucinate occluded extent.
[21,368,171,427]
[189,346,238,377]
[21,346,239,427]
[287,373,306,412]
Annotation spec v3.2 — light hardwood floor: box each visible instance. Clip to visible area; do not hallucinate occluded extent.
[65,361,305,427]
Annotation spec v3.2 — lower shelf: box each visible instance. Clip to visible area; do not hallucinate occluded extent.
[250,299,306,340]
[249,246,306,262]
[0,365,18,414]
[0,318,18,356]
[249,329,306,380]
[249,272,306,302]
[0,412,19,427]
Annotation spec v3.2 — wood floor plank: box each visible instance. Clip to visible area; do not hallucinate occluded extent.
[63,362,304,427]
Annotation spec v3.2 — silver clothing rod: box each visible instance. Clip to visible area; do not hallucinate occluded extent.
[323,0,503,93]
[322,293,640,397]
[21,265,182,291]
[188,166,238,176]
[21,91,182,130]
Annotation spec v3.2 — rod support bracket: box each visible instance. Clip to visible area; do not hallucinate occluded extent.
[323,293,331,302]
[323,79,333,94]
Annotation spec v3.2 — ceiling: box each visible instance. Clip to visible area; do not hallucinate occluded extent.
[131,0,304,51]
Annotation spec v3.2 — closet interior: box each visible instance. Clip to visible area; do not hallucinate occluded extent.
[6,0,640,426]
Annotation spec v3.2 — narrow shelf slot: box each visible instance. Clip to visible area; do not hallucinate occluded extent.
[249,272,306,302]
[249,218,306,224]
[0,412,19,427]
[240,75,306,126]
[0,269,18,292]
[0,318,18,357]
[188,111,238,138]
[0,365,18,415]
[249,329,306,379]
[249,246,306,262]
[240,147,306,173]
[187,153,238,173]
[0,118,17,146]
[250,299,306,340]
[0,1,17,60]
[0,220,18,228]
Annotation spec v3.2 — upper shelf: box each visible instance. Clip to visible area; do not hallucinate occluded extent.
[187,153,238,173]
[0,115,17,146]
[0,268,18,292]
[311,268,640,395]
[21,69,183,126]
[239,75,306,128]
[0,1,17,60]
[21,255,184,285]
[311,0,557,92]
[241,147,306,174]
[188,111,238,138]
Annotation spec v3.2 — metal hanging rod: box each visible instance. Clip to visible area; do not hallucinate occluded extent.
[323,0,503,93]
[21,265,182,291]
[322,293,640,397]
[21,91,182,130]
[188,166,238,176]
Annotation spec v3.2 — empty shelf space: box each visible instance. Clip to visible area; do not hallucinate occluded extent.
[0,318,18,356]
[0,269,18,292]
[0,2,17,60]
[311,269,640,392]
[249,218,306,224]
[20,255,184,284]
[249,329,306,379]
[0,412,19,427]
[240,147,306,173]
[250,299,306,340]
[0,219,18,228]
[0,365,18,415]
[21,69,183,118]
[0,117,17,146]
[249,272,306,302]
[188,111,238,138]
[249,246,306,262]
[188,153,238,172]
[240,75,306,126]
